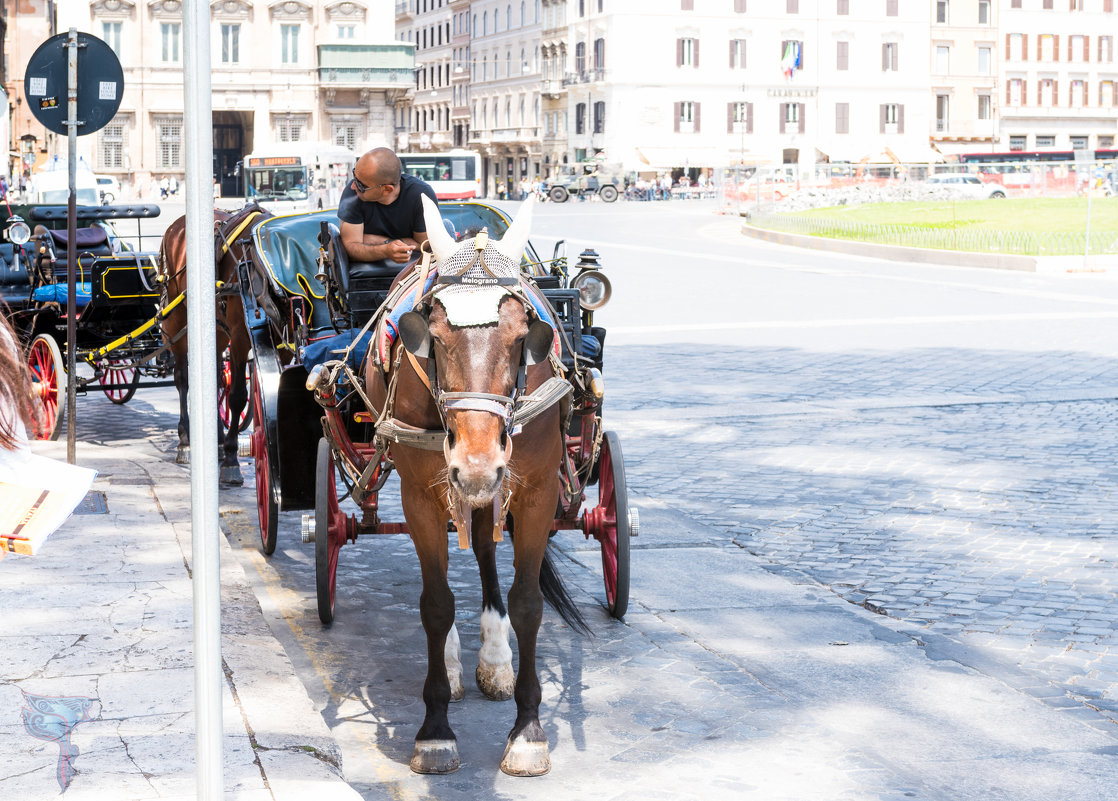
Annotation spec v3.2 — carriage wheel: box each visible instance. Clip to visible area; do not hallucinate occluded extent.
[97,359,139,405]
[596,431,631,619]
[251,371,278,555]
[27,334,66,441]
[315,437,343,625]
[218,349,253,433]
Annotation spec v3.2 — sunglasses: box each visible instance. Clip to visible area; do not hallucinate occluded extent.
[351,169,398,193]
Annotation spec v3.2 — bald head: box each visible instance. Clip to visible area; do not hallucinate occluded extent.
[358,147,403,186]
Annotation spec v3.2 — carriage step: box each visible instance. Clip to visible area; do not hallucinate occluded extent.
[238,433,252,458]
[630,506,640,538]
[301,513,315,543]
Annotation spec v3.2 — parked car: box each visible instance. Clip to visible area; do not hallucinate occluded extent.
[925,173,1007,199]
[94,174,122,204]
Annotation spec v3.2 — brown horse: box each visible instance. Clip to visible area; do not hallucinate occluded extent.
[158,203,266,484]
[368,195,587,777]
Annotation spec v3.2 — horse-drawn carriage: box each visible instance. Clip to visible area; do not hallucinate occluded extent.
[1,204,171,439]
[234,199,636,622]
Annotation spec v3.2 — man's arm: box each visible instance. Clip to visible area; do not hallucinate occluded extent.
[340,221,415,263]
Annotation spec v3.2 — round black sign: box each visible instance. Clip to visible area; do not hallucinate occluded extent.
[24,32,124,137]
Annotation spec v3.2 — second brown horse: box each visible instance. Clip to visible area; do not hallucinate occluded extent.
[158,203,268,484]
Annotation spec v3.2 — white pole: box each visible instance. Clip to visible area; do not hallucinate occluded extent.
[182,1,222,797]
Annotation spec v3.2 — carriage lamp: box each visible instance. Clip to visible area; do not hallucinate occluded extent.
[575,248,601,270]
[306,363,329,392]
[4,216,30,245]
[572,269,611,310]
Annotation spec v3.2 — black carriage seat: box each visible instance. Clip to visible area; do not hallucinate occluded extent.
[0,243,32,309]
[324,224,410,328]
[45,226,114,256]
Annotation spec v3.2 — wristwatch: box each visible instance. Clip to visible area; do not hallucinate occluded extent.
[383,238,396,246]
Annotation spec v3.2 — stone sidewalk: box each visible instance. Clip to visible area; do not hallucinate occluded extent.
[0,391,362,800]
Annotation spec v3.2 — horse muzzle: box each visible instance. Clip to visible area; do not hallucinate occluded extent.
[443,414,514,507]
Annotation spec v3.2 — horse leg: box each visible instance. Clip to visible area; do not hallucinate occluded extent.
[174,351,190,465]
[406,492,461,775]
[499,502,553,777]
[472,505,514,701]
[218,339,247,486]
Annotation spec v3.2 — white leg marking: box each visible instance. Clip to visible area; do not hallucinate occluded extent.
[476,608,515,701]
[445,623,465,702]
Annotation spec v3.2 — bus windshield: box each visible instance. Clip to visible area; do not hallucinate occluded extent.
[245,166,309,201]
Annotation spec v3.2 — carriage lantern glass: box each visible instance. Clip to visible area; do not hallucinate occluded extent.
[4,216,31,246]
[572,269,611,310]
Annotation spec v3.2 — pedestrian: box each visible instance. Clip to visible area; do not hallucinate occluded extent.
[0,311,36,457]
[337,146,438,266]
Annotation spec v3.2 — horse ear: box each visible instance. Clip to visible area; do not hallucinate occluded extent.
[422,195,456,265]
[493,194,535,264]
[398,310,431,358]
[523,319,553,365]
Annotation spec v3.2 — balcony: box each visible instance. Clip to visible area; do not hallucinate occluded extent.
[395,0,413,22]
[562,69,604,87]
[541,79,566,97]
[318,44,415,88]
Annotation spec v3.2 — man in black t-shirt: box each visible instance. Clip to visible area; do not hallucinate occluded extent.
[337,147,439,264]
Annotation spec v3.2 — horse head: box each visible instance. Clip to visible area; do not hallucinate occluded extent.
[398,195,552,508]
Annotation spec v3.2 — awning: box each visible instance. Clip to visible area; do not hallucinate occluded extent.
[629,146,723,171]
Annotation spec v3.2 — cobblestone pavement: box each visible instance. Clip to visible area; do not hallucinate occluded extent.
[609,341,1118,729]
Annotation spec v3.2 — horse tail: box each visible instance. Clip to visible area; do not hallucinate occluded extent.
[540,544,592,637]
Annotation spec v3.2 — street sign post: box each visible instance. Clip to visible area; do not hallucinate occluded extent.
[24,30,123,464]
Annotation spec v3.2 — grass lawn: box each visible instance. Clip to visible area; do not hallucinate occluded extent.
[761,197,1118,255]
[791,197,1118,233]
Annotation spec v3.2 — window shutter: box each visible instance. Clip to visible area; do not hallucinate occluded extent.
[891,45,898,70]
[677,38,683,67]
[730,40,736,68]
[879,104,886,133]
[728,103,735,133]
[897,104,904,134]
[695,102,701,132]
[882,43,888,70]
[1037,81,1043,104]
[780,104,787,134]
[1084,36,1089,62]
[746,102,753,133]
[797,102,804,133]
[674,102,681,132]
[1005,33,1010,59]
[693,39,700,67]
[1054,80,1059,105]
[1023,34,1028,60]
[1083,80,1088,105]
[1006,80,1011,105]
[1054,35,1060,60]
[1022,79,1027,105]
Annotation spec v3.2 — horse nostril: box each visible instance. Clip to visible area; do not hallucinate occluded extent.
[449,467,460,485]
[495,465,504,485]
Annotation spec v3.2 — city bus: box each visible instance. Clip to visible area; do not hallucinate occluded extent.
[398,150,482,200]
[240,143,356,214]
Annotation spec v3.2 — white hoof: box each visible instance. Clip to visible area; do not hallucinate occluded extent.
[500,736,550,777]
[476,662,514,701]
[410,740,460,774]
[175,446,190,465]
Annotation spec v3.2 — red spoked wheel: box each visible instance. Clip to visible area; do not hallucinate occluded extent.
[27,334,66,441]
[251,371,278,555]
[96,358,139,404]
[218,349,253,433]
[586,430,631,619]
[315,437,344,625]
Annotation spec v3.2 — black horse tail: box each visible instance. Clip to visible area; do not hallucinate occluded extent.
[540,544,592,637]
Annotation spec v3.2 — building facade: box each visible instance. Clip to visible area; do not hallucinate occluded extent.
[999,0,1118,154]
[6,0,414,197]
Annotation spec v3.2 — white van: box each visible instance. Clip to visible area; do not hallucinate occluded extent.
[28,170,101,205]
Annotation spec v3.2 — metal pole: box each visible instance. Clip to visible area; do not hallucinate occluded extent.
[182,1,222,797]
[65,29,78,464]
